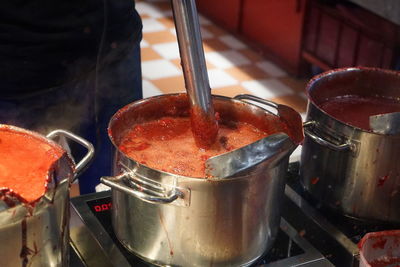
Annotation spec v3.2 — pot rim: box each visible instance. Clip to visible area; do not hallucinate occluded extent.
[107,93,297,181]
[0,124,75,205]
[0,124,68,151]
[305,67,400,136]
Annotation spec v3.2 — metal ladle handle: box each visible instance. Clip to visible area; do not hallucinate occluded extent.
[171,0,218,148]
[171,0,212,112]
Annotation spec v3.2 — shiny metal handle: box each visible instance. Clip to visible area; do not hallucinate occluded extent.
[46,129,95,179]
[171,0,213,114]
[303,121,352,151]
[100,173,189,206]
[234,94,279,114]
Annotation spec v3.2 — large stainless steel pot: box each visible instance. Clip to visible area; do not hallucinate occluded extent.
[101,94,303,266]
[0,125,94,267]
[300,67,400,223]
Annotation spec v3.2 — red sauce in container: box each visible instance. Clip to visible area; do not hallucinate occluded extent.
[189,106,219,149]
[319,95,400,131]
[0,128,64,204]
[368,257,400,267]
[119,116,269,177]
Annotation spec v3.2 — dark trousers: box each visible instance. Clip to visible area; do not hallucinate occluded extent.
[0,41,142,194]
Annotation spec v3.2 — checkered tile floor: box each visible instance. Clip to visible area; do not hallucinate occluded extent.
[136,0,308,160]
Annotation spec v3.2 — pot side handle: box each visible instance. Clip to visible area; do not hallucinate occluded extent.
[234,94,278,115]
[46,129,95,180]
[303,121,352,151]
[100,174,189,206]
[234,94,304,144]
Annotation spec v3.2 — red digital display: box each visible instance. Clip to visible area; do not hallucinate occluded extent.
[94,202,112,212]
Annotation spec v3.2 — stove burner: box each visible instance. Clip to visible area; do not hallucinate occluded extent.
[70,191,329,266]
[69,163,397,266]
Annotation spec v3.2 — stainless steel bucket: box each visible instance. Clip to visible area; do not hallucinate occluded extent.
[300,67,400,223]
[0,125,94,267]
[101,94,302,266]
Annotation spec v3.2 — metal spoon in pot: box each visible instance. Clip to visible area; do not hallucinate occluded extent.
[171,0,218,148]
[205,133,296,178]
[370,112,400,135]
[205,96,304,178]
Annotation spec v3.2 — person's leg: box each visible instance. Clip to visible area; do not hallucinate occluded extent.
[78,40,143,194]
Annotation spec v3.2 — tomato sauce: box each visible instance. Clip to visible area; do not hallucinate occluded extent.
[319,95,400,130]
[119,116,269,177]
[189,106,219,149]
[0,128,64,204]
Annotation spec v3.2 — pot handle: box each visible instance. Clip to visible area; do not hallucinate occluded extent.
[303,121,352,151]
[234,94,304,144]
[100,173,189,206]
[234,94,278,114]
[46,129,95,179]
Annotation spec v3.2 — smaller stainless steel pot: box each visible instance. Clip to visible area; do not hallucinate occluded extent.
[0,125,94,267]
[300,67,400,223]
[101,94,303,267]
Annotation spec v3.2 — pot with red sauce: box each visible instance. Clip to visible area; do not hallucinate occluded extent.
[0,125,94,267]
[101,93,303,266]
[300,67,400,223]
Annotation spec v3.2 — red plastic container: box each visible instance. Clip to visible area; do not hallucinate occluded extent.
[358,230,400,267]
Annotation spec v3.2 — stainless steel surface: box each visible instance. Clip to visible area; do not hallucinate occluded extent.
[369,112,400,135]
[72,163,392,267]
[0,126,93,267]
[101,172,188,206]
[203,92,301,180]
[303,121,352,151]
[108,163,288,267]
[205,133,294,178]
[284,185,360,264]
[171,0,213,114]
[261,219,333,267]
[234,94,304,145]
[47,129,95,178]
[300,67,400,223]
[102,94,301,266]
[69,190,335,267]
[171,0,217,144]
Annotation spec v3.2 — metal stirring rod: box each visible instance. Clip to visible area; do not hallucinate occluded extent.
[171,0,218,148]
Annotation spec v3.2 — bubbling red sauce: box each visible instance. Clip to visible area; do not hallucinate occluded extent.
[119,116,269,177]
[0,128,64,204]
[189,107,219,149]
[319,95,400,130]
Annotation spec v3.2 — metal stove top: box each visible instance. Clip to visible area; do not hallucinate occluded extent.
[68,163,399,267]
